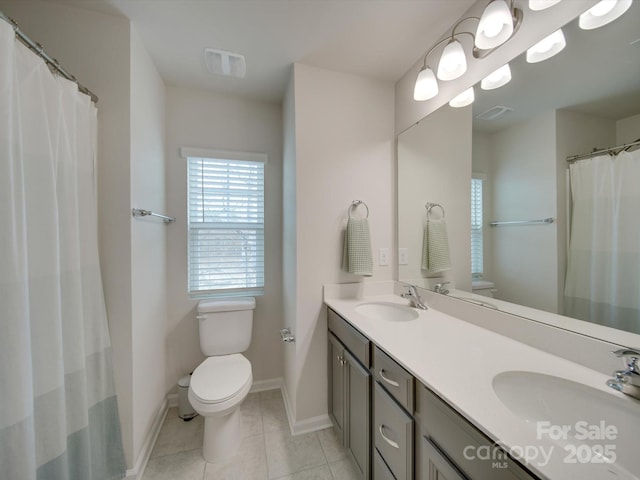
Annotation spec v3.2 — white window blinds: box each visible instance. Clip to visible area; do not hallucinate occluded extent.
[471,177,484,278]
[186,151,265,297]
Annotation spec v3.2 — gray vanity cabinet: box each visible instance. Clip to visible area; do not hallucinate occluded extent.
[328,309,371,480]
[327,307,539,480]
[416,385,538,480]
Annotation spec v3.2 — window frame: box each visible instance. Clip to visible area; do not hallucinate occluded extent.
[181,147,267,299]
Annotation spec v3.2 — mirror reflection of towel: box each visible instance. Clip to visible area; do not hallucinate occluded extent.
[421,218,451,274]
[342,217,373,276]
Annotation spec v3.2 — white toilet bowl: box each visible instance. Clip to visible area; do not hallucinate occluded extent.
[188,353,252,463]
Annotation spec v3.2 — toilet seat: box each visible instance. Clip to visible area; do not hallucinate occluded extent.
[190,354,252,405]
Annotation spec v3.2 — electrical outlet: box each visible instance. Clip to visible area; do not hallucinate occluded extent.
[379,248,389,266]
[399,248,408,265]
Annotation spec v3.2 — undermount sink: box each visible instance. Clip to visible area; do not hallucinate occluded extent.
[354,302,418,322]
[493,371,640,478]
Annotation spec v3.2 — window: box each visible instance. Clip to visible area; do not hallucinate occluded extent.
[471,177,484,278]
[183,148,266,298]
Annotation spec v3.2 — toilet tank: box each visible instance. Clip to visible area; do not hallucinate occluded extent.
[197,297,255,356]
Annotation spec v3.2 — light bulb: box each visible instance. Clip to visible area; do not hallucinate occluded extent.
[528,0,562,11]
[590,0,616,17]
[475,0,514,50]
[481,64,511,90]
[579,0,632,30]
[449,87,475,108]
[437,39,467,81]
[413,66,439,101]
[526,29,566,63]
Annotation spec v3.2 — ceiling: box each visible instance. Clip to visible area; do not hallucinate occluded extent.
[44,0,476,102]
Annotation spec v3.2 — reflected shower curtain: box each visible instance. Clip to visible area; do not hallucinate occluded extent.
[564,149,640,334]
[0,21,126,480]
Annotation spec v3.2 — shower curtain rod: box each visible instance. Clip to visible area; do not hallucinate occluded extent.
[0,11,98,103]
[566,139,640,164]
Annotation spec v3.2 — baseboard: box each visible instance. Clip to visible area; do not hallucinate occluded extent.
[281,382,332,436]
[167,392,178,408]
[250,377,283,393]
[125,398,169,480]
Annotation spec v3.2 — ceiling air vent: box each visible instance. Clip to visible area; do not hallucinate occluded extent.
[475,105,513,121]
[204,48,246,78]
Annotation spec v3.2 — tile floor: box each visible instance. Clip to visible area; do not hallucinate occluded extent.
[143,389,360,480]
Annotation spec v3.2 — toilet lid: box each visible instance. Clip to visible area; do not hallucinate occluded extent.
[190,354,252,404]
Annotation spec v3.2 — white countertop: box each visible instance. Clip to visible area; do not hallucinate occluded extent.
[324,287,639,480]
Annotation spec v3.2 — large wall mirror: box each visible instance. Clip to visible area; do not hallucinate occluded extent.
[397,2,640,346]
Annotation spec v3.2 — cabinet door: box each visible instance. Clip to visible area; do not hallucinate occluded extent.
[373,449,396,480]
[328,333,346,440]
[345,348,371,480]
[420,436,467,480]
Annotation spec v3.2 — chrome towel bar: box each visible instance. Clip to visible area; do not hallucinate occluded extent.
[489,217,554,227]
[131,208,175,224]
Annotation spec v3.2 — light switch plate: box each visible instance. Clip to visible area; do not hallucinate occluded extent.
[399,248,408,265]
[379,248,389,266]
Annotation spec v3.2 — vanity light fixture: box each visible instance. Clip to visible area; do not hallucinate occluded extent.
[579,0,632,30]
[449,87,475,108]
[526,29,566,63]
[528,0,562,11]
[437,39,468,81]
[413,66,439,101]
[475,0,516,50]
[481,63,512,90]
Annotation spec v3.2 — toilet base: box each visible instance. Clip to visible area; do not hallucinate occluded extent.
[202,407,243,463]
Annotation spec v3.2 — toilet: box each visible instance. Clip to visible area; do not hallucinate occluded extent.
[471,280,497,298]
[188,297,255,463]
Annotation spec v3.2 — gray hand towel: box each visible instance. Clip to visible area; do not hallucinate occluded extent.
[421,218,451,274]
[342,217,373,276]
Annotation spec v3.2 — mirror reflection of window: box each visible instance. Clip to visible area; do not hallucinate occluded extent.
[471,176,485,279]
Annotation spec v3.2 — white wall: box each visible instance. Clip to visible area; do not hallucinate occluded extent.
[165,85,284,388]
[617,112,640,145]
[397,105,472,290]
[284,63,395,425]
[490,111,558,312]
[130,26,167,464]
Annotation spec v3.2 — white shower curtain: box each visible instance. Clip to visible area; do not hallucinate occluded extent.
[0,21,125,480]
[564,149,640,334]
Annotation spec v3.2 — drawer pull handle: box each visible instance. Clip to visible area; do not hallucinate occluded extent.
[379,369,400,388]
[379,425,400,449]
[337,355,347,366]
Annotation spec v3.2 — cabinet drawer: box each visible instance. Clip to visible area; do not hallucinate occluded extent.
[374,382,413,480]
[373,345,414,412]
[417,385,538,480]
[373,448,396,480]
[328,308,370,367]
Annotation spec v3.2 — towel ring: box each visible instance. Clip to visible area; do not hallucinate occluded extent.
[425,202,445,219]
[349,200,369,218]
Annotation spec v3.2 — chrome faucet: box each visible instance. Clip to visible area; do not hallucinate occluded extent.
[401,285,428,310]
[606,348,640,400]
[433,282,450,295]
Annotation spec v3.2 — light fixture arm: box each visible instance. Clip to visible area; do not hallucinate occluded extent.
[420,30,475,68]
